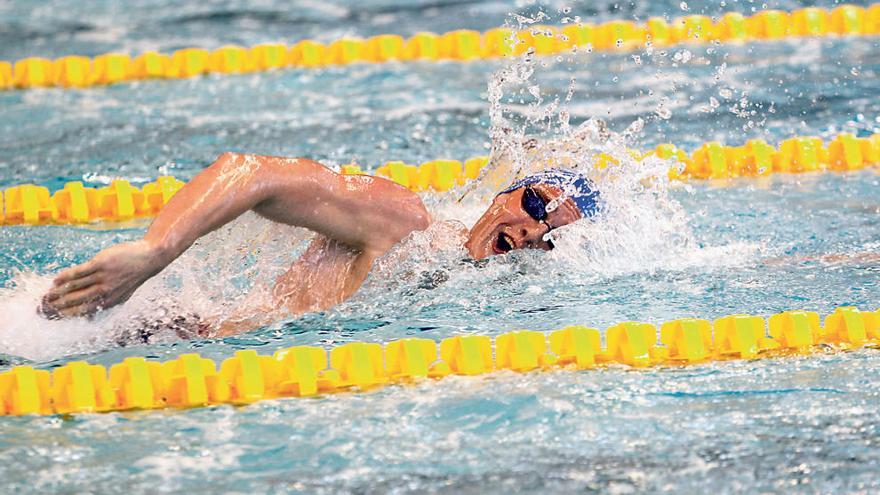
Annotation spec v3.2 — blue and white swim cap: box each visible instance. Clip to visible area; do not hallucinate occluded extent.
[498,168,601,218]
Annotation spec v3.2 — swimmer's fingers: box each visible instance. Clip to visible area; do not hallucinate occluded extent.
[39,296,100,320]
[52,260,99,288]
[54,300,104,319]
[43,285,105,316]
[44,272,101,302]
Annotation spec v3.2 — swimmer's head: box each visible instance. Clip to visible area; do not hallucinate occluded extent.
[464,168,601,260]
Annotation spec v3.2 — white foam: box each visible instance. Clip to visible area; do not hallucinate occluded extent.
[0,213,310,361]
[0,273,114,361]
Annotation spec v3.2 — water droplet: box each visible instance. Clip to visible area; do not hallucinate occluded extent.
[850,67,860,76]
[672,50,692,63]
[655,107,672,119]
[625,118,645,135]
[719,88,733,99]
[680,1,689,11]
[709,97,720,109]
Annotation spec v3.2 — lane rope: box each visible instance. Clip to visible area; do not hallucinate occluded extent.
[1,131,877,227]
[1,4,878,91]
[0,306,877,416]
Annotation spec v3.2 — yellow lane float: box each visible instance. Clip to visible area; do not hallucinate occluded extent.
[0,307,877,416]
[2,132,877,227]
[3,4,879,91]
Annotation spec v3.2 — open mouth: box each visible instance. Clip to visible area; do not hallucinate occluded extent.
[494,232,515,254]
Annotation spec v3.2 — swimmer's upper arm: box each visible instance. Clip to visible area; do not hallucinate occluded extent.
[250,156,431,252]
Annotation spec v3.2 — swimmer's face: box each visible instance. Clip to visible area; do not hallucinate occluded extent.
[464,184,582,260]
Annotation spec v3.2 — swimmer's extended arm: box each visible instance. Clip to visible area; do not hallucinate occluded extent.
[41,153,430,318]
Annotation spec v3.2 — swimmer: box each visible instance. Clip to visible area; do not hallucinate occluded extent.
[39,153,599,335]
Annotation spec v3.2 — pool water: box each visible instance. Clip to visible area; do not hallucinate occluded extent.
[1,0,879,493]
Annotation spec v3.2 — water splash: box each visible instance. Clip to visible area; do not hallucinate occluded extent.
[0,9,761,362]
[348,12,759,323]
[0,213,311,361]
[444,11,698,278]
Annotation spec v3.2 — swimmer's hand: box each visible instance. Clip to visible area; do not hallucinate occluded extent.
[40,240,164,319]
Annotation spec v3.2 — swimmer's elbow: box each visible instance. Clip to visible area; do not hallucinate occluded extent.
[213,151,247,167]
[214,152,283,170]
[213,152,291,186]
[393,198,431,242]
[209,152,256,176]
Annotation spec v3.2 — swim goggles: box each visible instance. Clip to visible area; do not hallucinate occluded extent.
[521,186,556,248]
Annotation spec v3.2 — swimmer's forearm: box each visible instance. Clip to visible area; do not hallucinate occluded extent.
[142,152,299,265]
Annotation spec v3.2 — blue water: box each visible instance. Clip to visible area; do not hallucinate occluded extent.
[1,0,880,493]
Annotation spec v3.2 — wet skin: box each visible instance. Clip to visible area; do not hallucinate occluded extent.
[39,155,583,334]
[464,184,583,260]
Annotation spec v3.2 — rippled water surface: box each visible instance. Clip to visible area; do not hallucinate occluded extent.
[1,0,879,493]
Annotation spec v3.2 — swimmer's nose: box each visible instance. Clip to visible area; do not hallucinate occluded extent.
[516,220,550,248]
